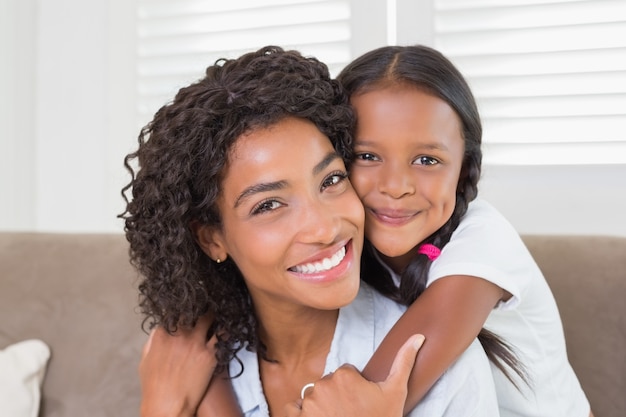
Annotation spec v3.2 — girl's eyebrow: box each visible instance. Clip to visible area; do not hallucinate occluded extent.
[233,151,340,208]
[416,142,449,152]
[355,139,449,152]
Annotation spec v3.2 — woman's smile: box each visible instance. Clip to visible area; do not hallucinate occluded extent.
[289,240,354,282]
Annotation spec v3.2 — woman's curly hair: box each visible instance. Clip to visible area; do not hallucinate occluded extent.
[119,46,355,372]
[337,45,527,387]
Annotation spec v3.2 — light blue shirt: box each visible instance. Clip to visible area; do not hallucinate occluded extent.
[229,282,499,416]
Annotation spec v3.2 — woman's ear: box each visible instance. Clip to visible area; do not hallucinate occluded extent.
[192,222,228,263]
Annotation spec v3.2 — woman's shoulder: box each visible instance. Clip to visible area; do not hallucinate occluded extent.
[353,282,407,327]
[348,282,408,345]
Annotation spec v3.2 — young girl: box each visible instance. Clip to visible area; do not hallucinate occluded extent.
[335,44,592,417]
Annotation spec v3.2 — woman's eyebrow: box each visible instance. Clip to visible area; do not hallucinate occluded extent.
[233,151,340,209]
[313,151,341,175]
[234,180,287,209]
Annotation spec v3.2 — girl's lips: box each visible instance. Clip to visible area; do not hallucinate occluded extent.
[369,207,418,226]
[289,240,355,283]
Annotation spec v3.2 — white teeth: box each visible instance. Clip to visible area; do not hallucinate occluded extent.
[292,246,346,274]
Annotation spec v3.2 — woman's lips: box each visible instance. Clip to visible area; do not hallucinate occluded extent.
[290,245,347,274]
[289,240,355,282]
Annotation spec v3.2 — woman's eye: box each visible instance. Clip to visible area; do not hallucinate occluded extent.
[322,171,348,190]
[355,152,378,162]
[251,199,282,215]
[413,156,439,166]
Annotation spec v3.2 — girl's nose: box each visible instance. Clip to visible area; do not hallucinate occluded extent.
[378,163,416,199]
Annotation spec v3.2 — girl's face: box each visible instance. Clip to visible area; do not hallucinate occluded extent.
[349,85,465,272]
[205,116,364,314]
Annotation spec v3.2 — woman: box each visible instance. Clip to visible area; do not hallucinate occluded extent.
[121,46,499,417]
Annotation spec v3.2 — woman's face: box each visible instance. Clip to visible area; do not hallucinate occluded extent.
[207,116,364,313]
[349,85,465,272]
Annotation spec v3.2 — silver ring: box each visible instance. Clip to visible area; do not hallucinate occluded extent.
[300,382,315,399]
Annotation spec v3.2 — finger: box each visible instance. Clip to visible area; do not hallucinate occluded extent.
[194,312,214,337]
[142,328,156,358]
[191,333,219,380]
[139,328,158,376]
[283,401,302,416]
[203,334,219,375]
[384,334,425,384]
[205,333,218,350]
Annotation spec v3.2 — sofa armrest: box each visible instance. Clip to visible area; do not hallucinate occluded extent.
[0,233,146,417]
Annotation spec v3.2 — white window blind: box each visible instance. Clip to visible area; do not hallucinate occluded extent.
[137,0,352,128]
[434,0,626,165]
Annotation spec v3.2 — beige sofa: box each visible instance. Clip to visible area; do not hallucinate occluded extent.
[0,233,624,417]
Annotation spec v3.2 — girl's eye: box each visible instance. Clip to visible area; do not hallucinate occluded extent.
[413,156,439,166]
[355,152,379,162]
[321,171,348,190]
[251,199,282,215]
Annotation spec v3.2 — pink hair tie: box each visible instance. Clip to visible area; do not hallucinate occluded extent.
[418,244,441,261]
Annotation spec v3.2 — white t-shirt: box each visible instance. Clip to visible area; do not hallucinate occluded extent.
[427,198,590,417]
[229,282,500,417]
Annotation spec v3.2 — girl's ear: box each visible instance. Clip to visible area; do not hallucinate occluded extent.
[193,222,228,263]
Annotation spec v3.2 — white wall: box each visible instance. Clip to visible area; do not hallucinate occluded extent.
[1,0,37,229]
[480,164,626,236]
[1,0,137,233]
[1,0,625,236]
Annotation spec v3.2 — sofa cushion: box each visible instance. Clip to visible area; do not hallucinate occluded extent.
[0,339,50,417]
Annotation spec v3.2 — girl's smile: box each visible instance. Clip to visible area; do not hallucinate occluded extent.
[368,207,421,227]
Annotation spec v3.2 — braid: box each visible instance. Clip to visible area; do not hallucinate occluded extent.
[399,194,529,388]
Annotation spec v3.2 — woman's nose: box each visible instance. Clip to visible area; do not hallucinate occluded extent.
[296,200,341,245]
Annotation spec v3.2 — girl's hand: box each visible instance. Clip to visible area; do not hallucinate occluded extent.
[139,314,217,417]
[283,334,425,417]
[196,367,245,417]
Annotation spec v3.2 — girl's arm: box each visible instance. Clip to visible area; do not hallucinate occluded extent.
[361,275,505,415]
